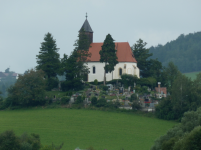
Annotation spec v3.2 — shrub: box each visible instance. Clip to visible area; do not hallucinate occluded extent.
[91,97,97,106]
[0,130,21,150]
[96,98,107,107]
[75,96,83,104]
[102,86,108,91]
[66,91,73,96]
[94,79,98,85]
[61,96,70,105]
[132,101,142,110]
[130,94,137,102]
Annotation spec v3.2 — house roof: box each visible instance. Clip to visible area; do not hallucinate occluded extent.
[87,42,137,62]
[155,87,167,95]
[79,19,93,33]
[0,72,18,78]
[0,72,6,77]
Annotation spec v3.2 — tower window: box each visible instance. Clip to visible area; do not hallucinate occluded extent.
[119,68,122,76]
[93,66,96,74]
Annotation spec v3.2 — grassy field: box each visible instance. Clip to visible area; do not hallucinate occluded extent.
[184,71,201,80]
[0,108,176,150]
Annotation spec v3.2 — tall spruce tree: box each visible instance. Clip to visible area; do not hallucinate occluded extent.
[99,34,118,85]
[36,33,60,90]
[36,33,60,78]
[131,39,153,77]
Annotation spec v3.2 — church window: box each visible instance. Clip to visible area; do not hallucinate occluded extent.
[124,64,126,69]
[119,68,122,76]
[93,66,96,74]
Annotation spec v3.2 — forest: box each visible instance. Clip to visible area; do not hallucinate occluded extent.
[149,31,201,73]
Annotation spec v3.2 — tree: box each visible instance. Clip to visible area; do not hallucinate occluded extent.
[7,69,46,106]
[0,130,21,150]
[36,33,60,90]
[99,34,118,85]
[60,29,90,91]
[131,39,152,77]
[149,32,201,73]
[121,74,138,88]
[163,62,181,90]
[151,107,201,150]
[60,52,88,91]
[5,68,10,73]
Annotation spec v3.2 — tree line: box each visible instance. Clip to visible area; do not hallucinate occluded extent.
[149,31,201,73]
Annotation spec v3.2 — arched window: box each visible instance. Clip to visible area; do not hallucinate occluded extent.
[119,68,122,76]
[93,66,96,74]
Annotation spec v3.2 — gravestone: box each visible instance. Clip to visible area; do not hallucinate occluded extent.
[125,100,129,105]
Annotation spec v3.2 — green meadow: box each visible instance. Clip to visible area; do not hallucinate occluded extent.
[0,108,176,150]
[184,71,201,80]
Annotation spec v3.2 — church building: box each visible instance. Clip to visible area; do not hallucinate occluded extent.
[79,16,140,82]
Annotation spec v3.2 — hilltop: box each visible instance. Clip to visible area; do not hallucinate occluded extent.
[149,31,201,73]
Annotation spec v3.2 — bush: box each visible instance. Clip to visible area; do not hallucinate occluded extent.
[75,96,83,104]
[0,130,21,150]
[61,96,70,105]
[102,86,108,91]
[66,91,73,96]
[121,74,138,87]
[96,98,107,107]
[132,101,142,110]
[91,97,97,106]
[151,107,201,150]
[94,79,98,85]
[130,94,137,102]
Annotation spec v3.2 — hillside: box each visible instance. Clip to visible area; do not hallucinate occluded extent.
[149,31,201,73]
[0,108,176,150]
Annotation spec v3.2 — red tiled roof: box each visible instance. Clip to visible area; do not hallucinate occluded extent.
[87,42,137,62]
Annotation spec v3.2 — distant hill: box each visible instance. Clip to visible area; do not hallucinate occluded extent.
[149,31,201,73]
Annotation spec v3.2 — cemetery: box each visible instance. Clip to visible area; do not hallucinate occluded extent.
[45,80,162,112]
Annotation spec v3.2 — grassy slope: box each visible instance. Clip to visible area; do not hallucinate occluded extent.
[183,71,201,80]
[0,108,176,150]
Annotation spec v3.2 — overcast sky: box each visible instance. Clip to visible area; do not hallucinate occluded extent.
[1,0,200,73]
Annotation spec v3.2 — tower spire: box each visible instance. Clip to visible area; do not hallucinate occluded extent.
[79,13,93,43]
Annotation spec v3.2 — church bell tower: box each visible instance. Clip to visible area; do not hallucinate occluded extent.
[79,13,93,44]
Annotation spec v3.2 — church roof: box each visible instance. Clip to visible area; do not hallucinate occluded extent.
[79,19,93,33]
[87,42,137,63]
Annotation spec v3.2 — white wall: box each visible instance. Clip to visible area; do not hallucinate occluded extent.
[86,62,140,82]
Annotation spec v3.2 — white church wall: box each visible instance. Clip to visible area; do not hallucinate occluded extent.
[86,62,140,82]
[87,62,113,82]
[113,62,139,79]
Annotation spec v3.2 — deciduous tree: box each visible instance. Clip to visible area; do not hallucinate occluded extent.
[60,29,91,91]
[7,69,46,106]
